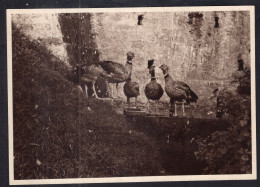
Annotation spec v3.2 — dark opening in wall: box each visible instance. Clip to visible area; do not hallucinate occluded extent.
[188,13,194,24]
[194,12,203,18]
[237,54,244,71]
[238,59,244,71]
[138,15,144,25]
[214,16,219,28]
[187,12,203,39]
[187,12,203,24]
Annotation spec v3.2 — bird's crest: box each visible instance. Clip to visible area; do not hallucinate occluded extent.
[148,59,154,69]
[126,51,135,58]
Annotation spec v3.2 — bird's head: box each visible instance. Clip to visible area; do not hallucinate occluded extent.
[210,86,224,101]
[127,51,135,61]
[72,65,80,73]
[159,64,169,74]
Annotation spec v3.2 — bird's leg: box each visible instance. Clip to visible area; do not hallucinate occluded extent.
[182,102,185,117]
[116,83,119,98]
[155,100,159,115]
[92,81,111,100]
[81,82,87,96]
[135,97,137,108]
[92,81,100,99]
[127,97,130,108]
[169,102,173,117]
[85,84,88,98]
[146,100,151,113]
[169,98,175,117]
[174,102,177,117]
[110,83,114,98]
[145,100,149,113]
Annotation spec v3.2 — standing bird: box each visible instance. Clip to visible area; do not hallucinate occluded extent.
[71,64,111,99]
[144,60,164,114]
[99,52,135,98]
[159,64,198,117]
[123,77,140,108]
[72,52,135,99]
[210,87,235,118]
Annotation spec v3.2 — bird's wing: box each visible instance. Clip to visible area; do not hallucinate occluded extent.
[82,64,112,81]
[133,82,139,92]
[174,81,191,92]
[99,61,127,75]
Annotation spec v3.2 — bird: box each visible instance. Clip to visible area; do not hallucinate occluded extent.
[123,77,140,108]
[71,51,135,99]
[71,64,110,99]
[144,59,164,114]
[159,64,198,117]
[210,87,234,118]
[99,51,135,98]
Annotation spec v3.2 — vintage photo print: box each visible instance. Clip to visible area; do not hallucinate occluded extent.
[7,6,256,185]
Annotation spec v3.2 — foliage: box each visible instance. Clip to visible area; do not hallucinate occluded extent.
[237,67,251,95]
[194,68,251,174]
[12,25,161,179]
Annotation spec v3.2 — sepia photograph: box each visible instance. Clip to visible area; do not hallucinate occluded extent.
[7,6,256,185]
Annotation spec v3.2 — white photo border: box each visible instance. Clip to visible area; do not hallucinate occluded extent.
[7,6,256,185]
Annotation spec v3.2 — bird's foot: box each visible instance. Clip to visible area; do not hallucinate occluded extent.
[126,107,141,111]
[169,113,177,117]
[93,96,113,100]
[110,96,124,100]
[146,109,152,114]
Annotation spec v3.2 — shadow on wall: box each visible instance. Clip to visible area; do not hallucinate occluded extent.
[57,11,250,103]
[58,13,109,98]
[89,11,250,103]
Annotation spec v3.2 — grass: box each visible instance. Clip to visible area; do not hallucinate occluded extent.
[12,25,161,179]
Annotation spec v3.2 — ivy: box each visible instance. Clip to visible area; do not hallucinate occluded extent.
[194,68,251,174]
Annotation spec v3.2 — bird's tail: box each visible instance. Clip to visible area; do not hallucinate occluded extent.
[94,65,113,80]
[187,89,198,104]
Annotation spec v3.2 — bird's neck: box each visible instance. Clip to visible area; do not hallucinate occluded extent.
[127,60,132,65]
[125,61,133,74]
[164,73,173,83]
[125,61,133,67]
[150,70,156,81]
[126,77,132,82]
[164,73,169,79]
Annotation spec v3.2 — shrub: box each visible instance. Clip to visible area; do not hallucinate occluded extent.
[194,68,251,174]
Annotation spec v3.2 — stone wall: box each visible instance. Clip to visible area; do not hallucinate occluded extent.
[11,11,250,104]
[91,11,250,104]
[12,14,69,65]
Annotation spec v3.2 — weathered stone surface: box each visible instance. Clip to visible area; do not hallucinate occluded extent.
[92,11,250,103]
[12,14,69,65]
[12,11,250,105]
